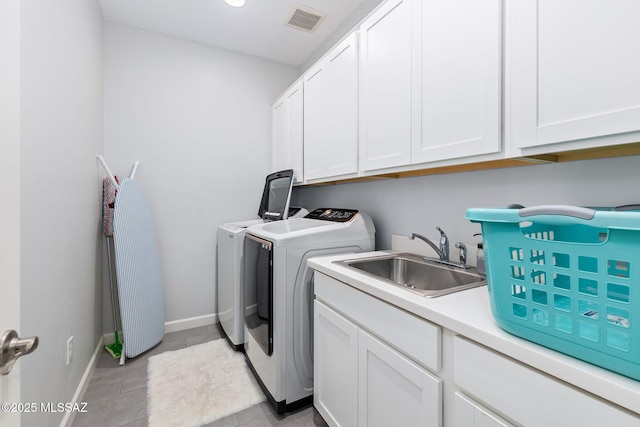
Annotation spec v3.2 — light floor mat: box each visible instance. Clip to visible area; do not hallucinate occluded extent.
[148,339,265,427]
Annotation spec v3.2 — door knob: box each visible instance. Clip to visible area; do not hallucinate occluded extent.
[0,330,39,375]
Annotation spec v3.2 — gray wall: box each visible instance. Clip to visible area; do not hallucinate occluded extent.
[103,21,299,327]
[293,155,640,259]
[18,1,105,426]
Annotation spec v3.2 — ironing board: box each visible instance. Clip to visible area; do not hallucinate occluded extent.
[113,178,165,358]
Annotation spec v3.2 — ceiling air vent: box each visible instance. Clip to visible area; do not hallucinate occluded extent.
[285,5,327,33]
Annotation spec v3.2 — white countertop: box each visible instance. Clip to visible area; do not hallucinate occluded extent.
[308,250,640,415]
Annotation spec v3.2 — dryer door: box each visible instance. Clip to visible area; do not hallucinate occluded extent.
[244,233,273,355]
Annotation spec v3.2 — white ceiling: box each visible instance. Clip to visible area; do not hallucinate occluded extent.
[98,0,367,67]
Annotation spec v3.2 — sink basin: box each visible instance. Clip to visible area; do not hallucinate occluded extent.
[335,253,486,298]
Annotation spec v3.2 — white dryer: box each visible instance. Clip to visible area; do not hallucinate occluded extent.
[243,208,375,412]
[216,170,306,350]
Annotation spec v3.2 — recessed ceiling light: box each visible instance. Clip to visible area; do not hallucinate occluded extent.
[224,0,246,7]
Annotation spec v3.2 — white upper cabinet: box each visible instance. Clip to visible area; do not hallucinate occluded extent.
[302,64,326,180]
[412,0,502,164]
[273,0,640,184]
[303,32,358,181]
[272,81,304,183]
[327,33,359,177]
[358,0,415,172]
[507,0,640,155]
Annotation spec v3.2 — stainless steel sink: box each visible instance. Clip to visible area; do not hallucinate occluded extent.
[335,253,486,298]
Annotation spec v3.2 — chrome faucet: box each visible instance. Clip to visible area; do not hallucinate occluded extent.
[410,227,469,268]
[409,226,449,262]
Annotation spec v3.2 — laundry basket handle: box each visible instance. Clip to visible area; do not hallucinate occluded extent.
[519,205,596,220]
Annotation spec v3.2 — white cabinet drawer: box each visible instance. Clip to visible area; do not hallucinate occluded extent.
[454,392,513,427]
[453,336,640,426]
[315,272,441,372]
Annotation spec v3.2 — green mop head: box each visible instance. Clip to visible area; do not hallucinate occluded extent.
[104,331,122,359]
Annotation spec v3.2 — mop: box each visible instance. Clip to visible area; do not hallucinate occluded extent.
[102,174,123,359]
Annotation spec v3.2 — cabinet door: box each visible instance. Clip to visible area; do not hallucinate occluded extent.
[304,33,358,181]
[314,300,358,427]
[413,0,501,164]
[454,336,640,426]
[287,84,304,183]
[358,329,441,427]
[273,97,288,171]
[272,82,303,183]
[326,33,358,178]
[508,0,640,153]
[454,392,513,427]
[359,0,415,172]
[303,62,328,180]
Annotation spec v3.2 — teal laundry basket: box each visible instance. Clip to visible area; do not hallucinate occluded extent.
[466,205,640,380]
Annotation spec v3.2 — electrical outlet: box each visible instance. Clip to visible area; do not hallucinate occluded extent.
[67,336,73,366]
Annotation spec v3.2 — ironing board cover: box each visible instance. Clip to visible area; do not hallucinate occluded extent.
[113,178,165,358]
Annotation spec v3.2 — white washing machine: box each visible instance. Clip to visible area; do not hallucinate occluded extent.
[243,208,375,412]
[216,170,306,350]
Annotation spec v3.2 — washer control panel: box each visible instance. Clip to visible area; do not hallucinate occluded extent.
[305,208,359,222]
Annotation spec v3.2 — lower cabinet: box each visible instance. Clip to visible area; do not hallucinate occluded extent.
[314,300,359,427]
[453,336,639,426]
[358,329,442,427]
[312,270,640,427]
[453,392,513,427]
[314,300,442,427]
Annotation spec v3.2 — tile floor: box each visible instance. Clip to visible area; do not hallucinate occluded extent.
[71,324,328,427]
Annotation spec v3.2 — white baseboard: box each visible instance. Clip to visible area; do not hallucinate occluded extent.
[60,336,103,427]
[104,313,219,343]
[164,313,217,333]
